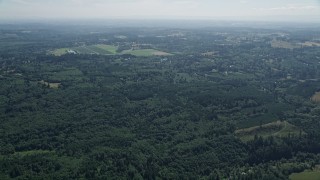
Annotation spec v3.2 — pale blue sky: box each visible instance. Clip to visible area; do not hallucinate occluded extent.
[0,0,320,22]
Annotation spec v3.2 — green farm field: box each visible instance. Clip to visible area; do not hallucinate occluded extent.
[121,49,172,56]
[51,44,118,56]
[51,48,69,56]
[51,45,171,57]
[290,170,320,180]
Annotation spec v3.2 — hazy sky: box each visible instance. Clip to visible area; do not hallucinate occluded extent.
[0,0,320,22]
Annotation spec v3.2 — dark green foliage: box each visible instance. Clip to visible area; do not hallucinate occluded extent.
[1,24,320,179]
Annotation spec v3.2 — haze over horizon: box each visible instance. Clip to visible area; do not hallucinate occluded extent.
[0,0,320,23]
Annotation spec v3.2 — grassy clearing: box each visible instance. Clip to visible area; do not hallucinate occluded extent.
[201,51,216,57]
[14,150,54,157]
[51,44,118,56]
[311,92,320,103]
[85,46,105,54]
[290,170,320,180]
[301,41,320,47]
[39,80,61,89]
[88,44,117,54]
[235,121,303,142]
[73,46,95,54]
[51,45,172,57]
[121,49,172,56]
[51,48,69,56]
[95,44,118,54]
[271,40,300,49]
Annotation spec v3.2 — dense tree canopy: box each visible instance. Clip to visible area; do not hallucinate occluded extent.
[0,24,320,179]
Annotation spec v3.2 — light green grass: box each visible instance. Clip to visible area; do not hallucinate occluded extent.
[51,48,69,56]
[51,44,118,56]
[290,170,320,180]
[51,45,172,57]
[121,49,172,57]
[94,44,117,54]
[86,46,108,54]
[73,46,95,54]
[39,80,61,89]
